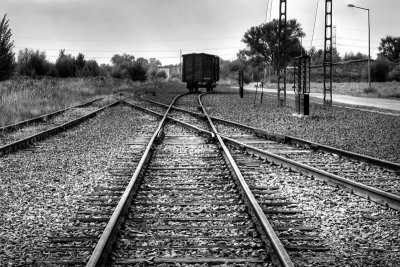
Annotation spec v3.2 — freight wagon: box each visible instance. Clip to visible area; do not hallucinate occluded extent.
[182,53,219,92]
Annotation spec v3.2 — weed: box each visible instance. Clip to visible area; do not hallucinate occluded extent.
[363,86,378,94]
[0,77,139,127]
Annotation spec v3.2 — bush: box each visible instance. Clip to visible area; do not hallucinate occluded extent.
[16,49,51,77]
[128,62,147,81]
[82,60,100,77]
[371,58,392,82]
[56,56,76,78]
[99,64,112,77]
[388,64,400,82]
[363,86,378,94]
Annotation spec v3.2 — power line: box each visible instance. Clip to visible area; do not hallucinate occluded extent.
[14,46,242,54]
[269,0,274,22]
[310,0,320,50]
[265,0,270,23]
[15,36,239,43]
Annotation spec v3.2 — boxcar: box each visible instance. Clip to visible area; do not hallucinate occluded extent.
[182,53,219,92]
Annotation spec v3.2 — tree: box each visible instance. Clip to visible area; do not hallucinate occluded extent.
[343,51,368,61]
[110,53,136,79]
[82,60,100,77]
[16,49,50,77]
[308,46,341,65]
[241,19,305,72]
[75,53,86,76]
[111,53,135,67]
[56,49,76,78]
[371,58,392,82]
[128,62,147,81]
[0,14,15,81]
[99,64,112,77]
[378,36,400,63]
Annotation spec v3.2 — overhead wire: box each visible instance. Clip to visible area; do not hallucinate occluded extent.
[14,46,242,54]
[269,0,273,22]
[310,0,320,51]
[265,0,270,23]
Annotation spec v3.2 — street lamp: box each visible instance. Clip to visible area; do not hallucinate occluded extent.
[348,4,371,89]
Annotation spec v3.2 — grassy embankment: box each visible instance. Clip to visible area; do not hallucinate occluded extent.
[220,79,400,98]
[0,77,139,127]
[309,82,400,98]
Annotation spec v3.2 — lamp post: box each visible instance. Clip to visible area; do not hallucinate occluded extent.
[348,4,371,89]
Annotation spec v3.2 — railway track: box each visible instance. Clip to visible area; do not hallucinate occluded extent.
[136,93,400,211]
[79,93,294,266]
[24,91,398,266]
[37,107,159,266]
[112,94,330,265]
[0,97,118,155]
[124,92,400,265]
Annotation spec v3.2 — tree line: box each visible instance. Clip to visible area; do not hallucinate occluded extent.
[1,13,400,83]
[221,19,400,83]
[0,14,168,82]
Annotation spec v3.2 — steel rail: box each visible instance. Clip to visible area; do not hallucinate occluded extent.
[140,95,400,211]
[121,100,215,138]
[221,135,400,211]
[140,96,400,171]
[0,100,119,155]
[86,94,187,267]
[197,93,294,267]
[0,97,102,132]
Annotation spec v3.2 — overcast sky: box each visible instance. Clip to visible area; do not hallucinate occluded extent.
[2,0,399,65]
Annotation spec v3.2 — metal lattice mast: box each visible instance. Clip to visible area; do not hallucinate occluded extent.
[277,0,287,106]
[332,25,337,49]
[323,0,333,106]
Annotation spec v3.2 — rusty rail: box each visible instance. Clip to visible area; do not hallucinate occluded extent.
[0,97,102,133]
[0,100,119,155]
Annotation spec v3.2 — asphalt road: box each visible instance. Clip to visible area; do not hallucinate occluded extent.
[234,84,400,112]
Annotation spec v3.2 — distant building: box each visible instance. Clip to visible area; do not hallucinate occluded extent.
[159,64,181,79]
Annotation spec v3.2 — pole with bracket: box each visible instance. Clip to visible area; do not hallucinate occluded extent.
[323,0,333,106]
[277,0,287,106]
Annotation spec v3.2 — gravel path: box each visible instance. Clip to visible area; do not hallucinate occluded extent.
[0,105,159,266]
[203,86,400,163]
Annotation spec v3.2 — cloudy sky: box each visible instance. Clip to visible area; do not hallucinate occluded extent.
[2,0,399,65]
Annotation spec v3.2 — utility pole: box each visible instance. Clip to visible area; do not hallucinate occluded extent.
[348,4,371,89]
[180,49,182,76]
[333,25,337,49]
[277,0,287,106]
[323,0,333,106]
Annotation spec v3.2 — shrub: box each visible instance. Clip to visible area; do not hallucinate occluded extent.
[16,49,51,77]
[99,64,112,77]
[363,86,378,94]
[371,58,392,82]
[388,64,400,82]
[128,62,147,81]
[82,60,100,77]
[55,49,77,78]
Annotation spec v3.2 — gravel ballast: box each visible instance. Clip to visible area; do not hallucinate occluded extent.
[0,105,159,266]
[202,86,400,163]
[230,146,400,266]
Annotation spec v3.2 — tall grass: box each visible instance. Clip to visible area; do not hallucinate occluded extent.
[308,81,400,98]
[239,80,400,98]
[0,77,138,126]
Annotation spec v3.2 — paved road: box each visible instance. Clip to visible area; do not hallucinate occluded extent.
[233,84,400,112]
